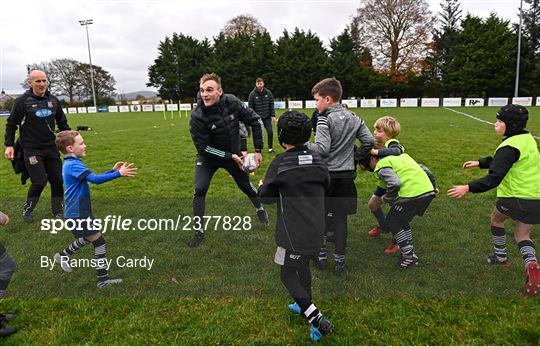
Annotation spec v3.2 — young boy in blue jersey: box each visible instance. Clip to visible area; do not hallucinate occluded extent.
[53,130,137,288]
[359,145,437,269]
[368,116,405,254]
[258,111,332,342]
[448,104,540,296]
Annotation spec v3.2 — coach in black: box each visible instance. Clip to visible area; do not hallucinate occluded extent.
[4,70,70,222]
[248,77,275,152]
[189,73,269,247]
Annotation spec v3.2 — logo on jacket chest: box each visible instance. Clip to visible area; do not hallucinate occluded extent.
[35,108,53,118]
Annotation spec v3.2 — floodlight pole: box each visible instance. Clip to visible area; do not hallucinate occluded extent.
[79,19,97,109]
[514,0,523,97]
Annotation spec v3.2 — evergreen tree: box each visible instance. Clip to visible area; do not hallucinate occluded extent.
[426,0,463,96]
[328,28,372,98]
[519,0,540,95]
[270,28,329,99]
[206,33,257,99]
[147,33,211,101]
[251,31,276,89]
[445,14,516,97]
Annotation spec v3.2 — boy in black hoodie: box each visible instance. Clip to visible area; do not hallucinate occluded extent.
[258,110,332,342]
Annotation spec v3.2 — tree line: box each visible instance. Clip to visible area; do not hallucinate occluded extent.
[148,0,540,102]
[22,58,116,106]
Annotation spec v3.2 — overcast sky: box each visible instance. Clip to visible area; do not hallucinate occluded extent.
[0,0,525,95]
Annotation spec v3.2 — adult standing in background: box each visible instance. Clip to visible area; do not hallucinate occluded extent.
[4,70,70,223]
[248,77,275,153]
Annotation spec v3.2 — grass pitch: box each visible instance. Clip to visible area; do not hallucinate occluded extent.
[0,106,539,344]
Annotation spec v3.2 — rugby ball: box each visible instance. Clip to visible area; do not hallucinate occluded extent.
[243,153,259,173]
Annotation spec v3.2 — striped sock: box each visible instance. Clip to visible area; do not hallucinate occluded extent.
[372,208,386,229]
[0,289,6,298]
[333,253,345,264]
[318,236,327,261]
[491,226,507,262]
[92,237,109,284]
[518,240,537,266]
[60,237,90,256]
[395,228,413,256]
[303,303,322,326]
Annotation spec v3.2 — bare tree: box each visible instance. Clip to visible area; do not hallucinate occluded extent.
[49,58,81,103]
[20,62,55,90]
[351,0,436,79]
[220,14,266,37]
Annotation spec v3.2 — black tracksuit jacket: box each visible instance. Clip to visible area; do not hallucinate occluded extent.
[248,87,275,120]
[4,90,70,149]
[258,146,330,255]
[190,94,263,160]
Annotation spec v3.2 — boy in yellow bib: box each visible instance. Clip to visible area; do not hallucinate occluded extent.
[368,116,405,254]
[448,104,540,296]
[359,147,437,269]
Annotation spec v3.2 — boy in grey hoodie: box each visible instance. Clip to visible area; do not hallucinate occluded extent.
[308,77,374,276]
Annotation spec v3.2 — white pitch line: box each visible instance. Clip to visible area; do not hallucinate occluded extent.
[110,128,135,133]
[444,107,540,141]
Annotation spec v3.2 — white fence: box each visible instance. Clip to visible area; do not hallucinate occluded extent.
[25,96,540,117]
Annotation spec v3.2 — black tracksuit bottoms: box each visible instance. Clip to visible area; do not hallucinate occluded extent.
[262,117,274,150]
[23,146,64,215]
[193,155,261,222]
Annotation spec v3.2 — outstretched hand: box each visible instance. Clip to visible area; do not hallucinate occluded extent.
[463,161,480,169]
[112,162,125,171]
[447,185,469,199]
[118,163,137,177]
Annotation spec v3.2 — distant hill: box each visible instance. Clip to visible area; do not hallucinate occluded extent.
[121,90,158,100]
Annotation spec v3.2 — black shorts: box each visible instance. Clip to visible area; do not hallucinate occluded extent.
[274,247,317,269]
[373,186,386,197]
[326,173,357,215]
[496,198,540,224]
[385,194,435,233]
